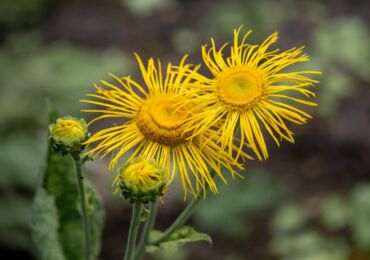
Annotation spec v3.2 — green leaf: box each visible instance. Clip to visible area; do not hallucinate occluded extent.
[147,226,212,254]
[30,189,65,260]
[30,110,104,260]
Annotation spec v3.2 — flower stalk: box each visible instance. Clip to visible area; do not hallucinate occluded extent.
[124,202,143,260]
[152,170,216,246]
[134,201,158,260]
[73,156,91,260]
[152,193,202,245]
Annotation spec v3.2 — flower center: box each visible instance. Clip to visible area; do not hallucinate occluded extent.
[217,68,264,108]
[136,94,191,146]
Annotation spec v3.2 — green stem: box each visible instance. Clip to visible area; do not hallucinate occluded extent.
[73,156,91,260]
[152,170,216,245]
[152,196,201,245]
[124,202,143,260]
[134,201,158,260]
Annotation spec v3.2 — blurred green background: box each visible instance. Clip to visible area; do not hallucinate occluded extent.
[1,0,369,259]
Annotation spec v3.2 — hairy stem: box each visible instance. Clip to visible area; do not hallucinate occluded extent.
[134,201,158,260]
[124,201,143,260]
[73,156,91,260]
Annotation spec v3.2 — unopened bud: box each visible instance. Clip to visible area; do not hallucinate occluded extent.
[114,158,166,203]
[49,116,89,156]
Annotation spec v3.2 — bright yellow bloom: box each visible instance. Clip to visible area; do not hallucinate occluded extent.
[49,116,88,147]
[81,54,243,198]
[181,28,321,160]
[114,158,166,203]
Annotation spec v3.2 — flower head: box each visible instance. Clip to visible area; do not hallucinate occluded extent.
[49,116,89,155]
[114,158,166,203]
[81,54,244,198]
[181,27,321,160]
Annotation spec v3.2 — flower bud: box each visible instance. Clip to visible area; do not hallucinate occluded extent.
[49,116,89,156]
[114,158,166,203]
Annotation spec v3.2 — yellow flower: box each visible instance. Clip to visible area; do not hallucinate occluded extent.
[114,158,166,203]
[81,54,244,198]
[181,28,321,160]
[49,116,88,148]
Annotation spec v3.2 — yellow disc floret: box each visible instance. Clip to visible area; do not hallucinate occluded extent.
[217,68,264,109]
[136,93,191,146]
[114,158,166,203]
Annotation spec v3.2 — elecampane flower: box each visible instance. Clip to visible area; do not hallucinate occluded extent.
[181,28,320,160]
[81,55,244,198]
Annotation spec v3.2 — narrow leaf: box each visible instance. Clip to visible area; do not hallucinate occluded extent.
[147,226,212,253]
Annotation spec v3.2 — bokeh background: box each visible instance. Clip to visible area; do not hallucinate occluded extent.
[1,0,370,259]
